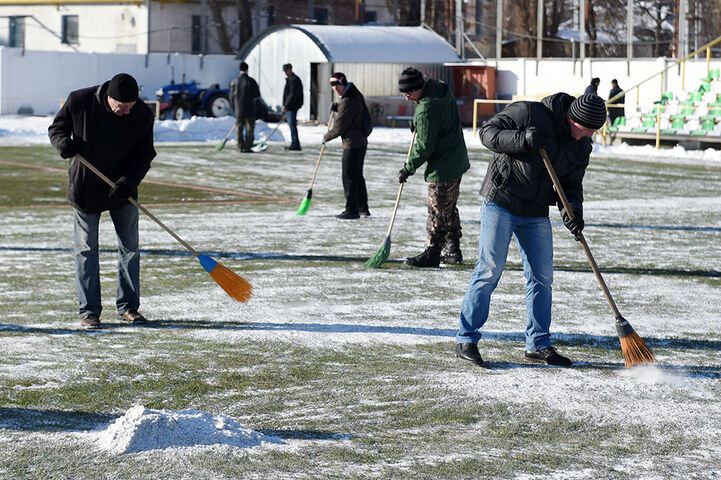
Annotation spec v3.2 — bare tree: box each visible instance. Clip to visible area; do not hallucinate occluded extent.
[208,0,234,53]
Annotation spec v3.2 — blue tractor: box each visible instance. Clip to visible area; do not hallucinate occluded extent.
[155,75,232,120]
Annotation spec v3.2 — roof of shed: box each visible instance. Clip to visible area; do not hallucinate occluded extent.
[238,25,461,63]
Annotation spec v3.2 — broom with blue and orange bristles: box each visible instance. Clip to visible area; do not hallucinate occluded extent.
[76,155,252,303]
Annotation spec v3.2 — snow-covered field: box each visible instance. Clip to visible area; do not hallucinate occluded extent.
[0,115,720,479]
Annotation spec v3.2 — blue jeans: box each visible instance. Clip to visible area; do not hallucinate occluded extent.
[286,109,300,148]
[456,202,554,352]
[73,203,140,317]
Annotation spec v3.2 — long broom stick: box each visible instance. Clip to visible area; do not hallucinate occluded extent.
[539,148,654,367]
[215,123,236,151]
[250,113,286,153]
[364,132,417,268]
[296,112,335,216]
[76,155,252,303]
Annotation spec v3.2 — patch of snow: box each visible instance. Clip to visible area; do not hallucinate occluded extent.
[95,405,281,454]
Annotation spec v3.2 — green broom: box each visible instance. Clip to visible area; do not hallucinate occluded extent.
[76,155,252,303]
[365,132,416,268]
[215,123,236,151]
[296,112,334,215]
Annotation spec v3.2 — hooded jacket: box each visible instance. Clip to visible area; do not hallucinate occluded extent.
[323,83,369,149]
[48,81,156,213]
[403,78,470,183]
[479,92,592,217]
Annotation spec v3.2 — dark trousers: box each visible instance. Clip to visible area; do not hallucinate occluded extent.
[236,117,255,151]
[286,109,300,149]
[341,146,368,214]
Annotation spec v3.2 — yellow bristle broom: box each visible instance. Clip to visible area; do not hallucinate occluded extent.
[76,155,252,303]
[540,148,654,368]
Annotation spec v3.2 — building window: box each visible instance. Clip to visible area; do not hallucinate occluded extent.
[191,15,201,53]
[364,10,377,24]
[61,15,78,44]
[313,7,328,25]
[9,16,25,48]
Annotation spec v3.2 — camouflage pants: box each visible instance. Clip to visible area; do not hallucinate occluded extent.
[426,176,462,247]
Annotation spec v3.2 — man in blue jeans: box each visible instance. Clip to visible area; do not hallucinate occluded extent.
[455,93,607,367]
[48,73,156,329]
[282,63,303,151]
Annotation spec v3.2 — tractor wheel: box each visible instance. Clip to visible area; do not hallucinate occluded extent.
[172,105,191,121]
[206,93,232,118]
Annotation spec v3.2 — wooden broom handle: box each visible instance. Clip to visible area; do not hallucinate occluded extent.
[75,155,198,257]
[307,111,334,190]
[539,148,622,318]
[385,131,417,237]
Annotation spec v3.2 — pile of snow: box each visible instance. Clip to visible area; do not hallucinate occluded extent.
[95,405,281,454]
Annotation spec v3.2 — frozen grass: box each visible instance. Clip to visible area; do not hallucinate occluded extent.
[1,143,720,479]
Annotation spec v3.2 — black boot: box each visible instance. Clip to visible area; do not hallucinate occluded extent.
[455,343,484,366]
[441,239,463,265]
[404,246,441,268]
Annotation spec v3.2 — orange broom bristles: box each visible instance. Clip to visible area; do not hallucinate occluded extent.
[198,254,253,303]
[616,317,655,368]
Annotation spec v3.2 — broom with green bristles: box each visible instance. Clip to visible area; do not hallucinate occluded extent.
[539,148,654,368]
[76,155,252,303]
[364,132,417,268]
[215,123,237,151]
[296,112,334,215]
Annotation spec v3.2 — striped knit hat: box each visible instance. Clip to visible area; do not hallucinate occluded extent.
[568,94,607,130]
[398,67,425,93]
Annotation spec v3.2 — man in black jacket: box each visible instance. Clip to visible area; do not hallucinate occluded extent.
[455,93,607,367]
[230,61,261,153]
[48,73,156,329]
[323,72,372,219]
[282,63,303,151]
[607,79,625,126]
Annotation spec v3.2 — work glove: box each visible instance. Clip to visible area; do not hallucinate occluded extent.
[398,168,411,184]
[59,138,81,159]
[524,127,546,151]
[409,120,415,133]
[561,206,584,238]
[330,102,338,113]
[108,178,131,201]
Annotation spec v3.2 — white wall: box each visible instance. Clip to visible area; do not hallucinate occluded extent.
[0,4,148,53]
[243,28,328,121]
[491,57,721,113]
[0,47,238,115]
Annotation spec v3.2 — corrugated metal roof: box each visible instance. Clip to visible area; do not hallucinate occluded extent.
[239,25,461,64]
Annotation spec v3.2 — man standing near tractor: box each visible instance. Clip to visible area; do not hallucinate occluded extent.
[48,73,156,329]
[230,61,261,153]
[397,67,470,268]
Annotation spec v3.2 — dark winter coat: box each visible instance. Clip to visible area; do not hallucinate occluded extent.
[230,72,260,120]
[282,73,304,112]
[403,78,470,183]
[607,85,625,123]
[323,83,370,149]
[479,92,592,217]
[48,81,156,214]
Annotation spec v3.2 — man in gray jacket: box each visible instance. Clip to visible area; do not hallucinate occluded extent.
[455,93,607,367]
[323,72,372,219]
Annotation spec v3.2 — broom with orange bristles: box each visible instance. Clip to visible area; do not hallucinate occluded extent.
[539,148,654,368]
[76,155,252,303]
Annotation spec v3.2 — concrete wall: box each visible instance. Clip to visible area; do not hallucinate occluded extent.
[0,47,238,115]
[490,57,721,112]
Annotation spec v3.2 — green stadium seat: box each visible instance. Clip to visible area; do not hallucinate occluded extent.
[700,117,716,131]
[699,82,711,93]
[670,115,685,129]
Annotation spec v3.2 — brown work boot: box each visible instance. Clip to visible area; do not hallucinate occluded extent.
[79,314,101,330]
[119,310,148,325]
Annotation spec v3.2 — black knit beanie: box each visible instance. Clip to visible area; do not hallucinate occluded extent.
[398,67,425,93]
[568,94,607,130]
[107,73,139,102]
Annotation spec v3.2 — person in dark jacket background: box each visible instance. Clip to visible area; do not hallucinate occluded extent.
[323,72,372,219]
[48,73,156,329]
[584,77,600,95]
[607,79,624,125]
[455,93,607,368]
[282,63,304,151]
[397,67,470,268]
[230,61,260,153]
